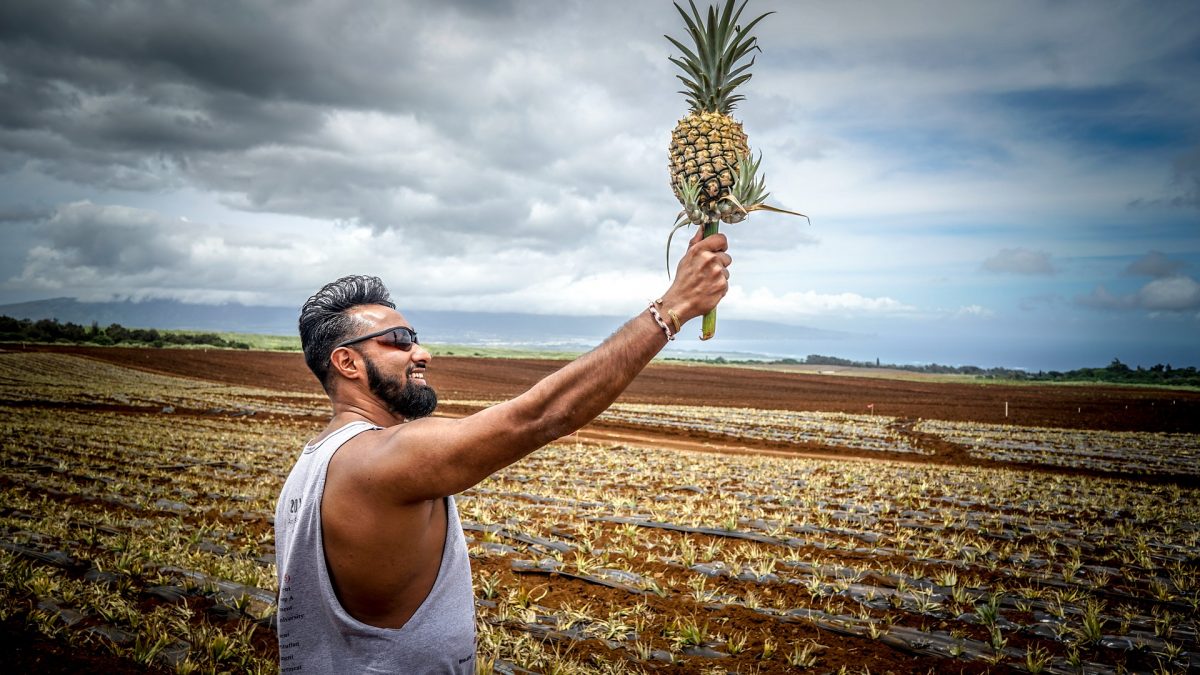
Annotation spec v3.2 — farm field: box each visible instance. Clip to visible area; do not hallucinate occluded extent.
[1,345,1198,673]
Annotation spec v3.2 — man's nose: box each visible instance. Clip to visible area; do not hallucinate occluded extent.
[413,343,433,362]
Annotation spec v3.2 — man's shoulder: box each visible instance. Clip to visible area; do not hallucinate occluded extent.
[312,418,385,447]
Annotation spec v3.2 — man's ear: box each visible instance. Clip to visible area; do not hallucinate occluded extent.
[329,346,364,382]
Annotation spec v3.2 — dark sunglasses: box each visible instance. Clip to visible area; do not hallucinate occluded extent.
[335,325,419,351]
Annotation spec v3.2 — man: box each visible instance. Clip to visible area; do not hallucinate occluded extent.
[274,229,731,672]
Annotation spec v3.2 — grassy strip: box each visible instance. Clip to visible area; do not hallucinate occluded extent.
[158,330,301,352]
[428,343,581,360]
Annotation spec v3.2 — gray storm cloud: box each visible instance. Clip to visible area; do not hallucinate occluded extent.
[1079,250,1200,313]
[982,247,1056,276]
[12,201,326,303]
[1171,146,1200,210]
[37,202,187,272]
[0,0,677,252]
[1126,251,1190,279]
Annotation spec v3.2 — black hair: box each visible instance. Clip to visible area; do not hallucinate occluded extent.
[299,275,396,392]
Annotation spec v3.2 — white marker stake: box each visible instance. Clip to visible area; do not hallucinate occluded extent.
[1005,401,1009,418]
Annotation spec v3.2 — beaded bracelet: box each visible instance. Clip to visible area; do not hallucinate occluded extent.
[647,303,675,341]
[653,298,682,333]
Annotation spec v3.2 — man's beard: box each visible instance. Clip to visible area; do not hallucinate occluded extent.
[363,356,438,420]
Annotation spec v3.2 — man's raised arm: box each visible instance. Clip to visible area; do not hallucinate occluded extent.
[375,229,731,501]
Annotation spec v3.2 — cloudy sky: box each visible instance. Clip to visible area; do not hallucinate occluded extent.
[1,0,1197,369]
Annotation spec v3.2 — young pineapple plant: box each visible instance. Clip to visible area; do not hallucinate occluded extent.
[666,0,808,338]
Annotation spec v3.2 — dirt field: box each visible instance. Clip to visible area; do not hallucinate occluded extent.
[19,343,1199,488]
[3,344,1198,673]
[24,344,1200,434]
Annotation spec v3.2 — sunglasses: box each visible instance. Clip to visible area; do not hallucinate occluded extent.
[335,325,419,351]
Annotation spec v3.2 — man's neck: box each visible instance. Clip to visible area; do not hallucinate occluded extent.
[329,401,404,430]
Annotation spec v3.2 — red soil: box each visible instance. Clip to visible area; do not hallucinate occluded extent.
[24,344,1199,434]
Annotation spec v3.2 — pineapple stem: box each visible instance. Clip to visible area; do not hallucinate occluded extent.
[700,219,720,340]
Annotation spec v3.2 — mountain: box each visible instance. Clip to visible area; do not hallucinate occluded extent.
[0,297,850,353]
[0,297,298,335]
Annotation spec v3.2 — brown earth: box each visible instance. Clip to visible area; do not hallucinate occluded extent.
[19,343,1199,435]
[15,344,1200,485]
[10,343,1199,489]
[0,619,169,675]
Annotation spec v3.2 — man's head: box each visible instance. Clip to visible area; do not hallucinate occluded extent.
[299,275,437,419]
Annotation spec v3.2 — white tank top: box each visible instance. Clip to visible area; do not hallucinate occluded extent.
[274,421,476,673]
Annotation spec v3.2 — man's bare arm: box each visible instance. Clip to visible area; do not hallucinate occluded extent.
[349,230,731,503]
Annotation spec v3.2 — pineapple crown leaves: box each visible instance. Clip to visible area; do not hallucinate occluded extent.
[666,0,773,114]
[666,213,691,279]
[665,154,809,278]
[728,150,770,209]
[722,151,811,224]
[674,173,705,223]
[666,177,706,277]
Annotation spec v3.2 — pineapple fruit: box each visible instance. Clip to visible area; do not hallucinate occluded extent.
[665,0,807,339]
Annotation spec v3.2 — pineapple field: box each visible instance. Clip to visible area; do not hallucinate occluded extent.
[1,344,1197,673]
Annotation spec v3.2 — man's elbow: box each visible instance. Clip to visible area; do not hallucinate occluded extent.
[537,411,578,446]
[520,402,579,448]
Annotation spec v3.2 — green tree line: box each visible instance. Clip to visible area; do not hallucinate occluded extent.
[0,315,251,349]
[799,354,1200,386]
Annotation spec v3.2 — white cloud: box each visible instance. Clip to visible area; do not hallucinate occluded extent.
[1138,276,1200,311]
[421,269,666,317]
[722,286,914,321]
[955,304,994,318]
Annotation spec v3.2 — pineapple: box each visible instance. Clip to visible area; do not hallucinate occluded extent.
[666,0,763,226]
[665,0,807,339]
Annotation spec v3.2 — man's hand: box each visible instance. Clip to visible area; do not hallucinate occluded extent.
[659,227,732,326]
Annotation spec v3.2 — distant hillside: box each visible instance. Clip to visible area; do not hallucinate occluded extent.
[0,297,846,347]
[0,297,297,335]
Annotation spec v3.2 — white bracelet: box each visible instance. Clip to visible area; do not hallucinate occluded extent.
[647,303,675,341]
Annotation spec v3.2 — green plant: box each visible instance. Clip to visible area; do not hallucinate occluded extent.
[1025,643,1050,674]
[476,573,501,600]
[759,636,777,659]
[1079,598,1106,643]
[511,584,546,609]
[989,625,1007,653]
[787,641,821,668]
[976,592,1002,628]
[667,615,708,649]
[725,631,748,655]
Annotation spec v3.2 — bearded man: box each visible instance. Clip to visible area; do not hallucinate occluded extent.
[274,230,730,672]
